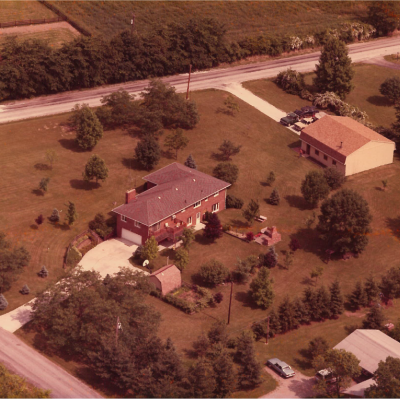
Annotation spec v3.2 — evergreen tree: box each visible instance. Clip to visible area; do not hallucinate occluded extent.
[363,305,385,329]
[278,296,299,333]
[314,38,355,99]
[249,267,274,309]
[193,334,210,358]
[164,129,189,159]
[103,274,112,285]
[174,247,189,271]
[142,236,159,262]
[264,246,278,268]
[203,213,223,241]
[207,320,229,345]
[303,286,317,319]
[329,279,344,318]
[184,154,197,169]
[188,359,216,398]
[65,201,78,226]
[242,199,260,225]
[269,188,280,205]
[266,171,276,186]
[74,104,104,150]
[212,351,236,398]
[49,208,60,223]
[347,281,368,310]
[20,284,30,295]
[39,177,50,193]
[38,265,48,278]
[135,135,161,170]
[0,294,8,310]
[83,154,109,183]
[317,189,372,254]
[218,140,242,161]
[364,275,380,304]
[301,170,330,207]
[315,286,332,321]
[269,308,282,337]
[213,162,239,185]
[293,297,310,325]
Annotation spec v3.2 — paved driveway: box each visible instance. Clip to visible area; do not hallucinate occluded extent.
[79,238,147,277]
[260,367,315,398]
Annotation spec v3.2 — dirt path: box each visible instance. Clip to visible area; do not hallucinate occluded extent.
[260,367,315,398]
[0,21,80,37]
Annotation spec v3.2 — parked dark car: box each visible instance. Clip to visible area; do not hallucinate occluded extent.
[280,112,299,126]
[267,358,295,378]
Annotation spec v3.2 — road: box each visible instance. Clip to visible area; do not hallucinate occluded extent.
[1,36,400,124]
[0,327,102,398]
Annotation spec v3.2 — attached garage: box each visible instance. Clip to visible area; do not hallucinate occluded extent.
[121,228,142,245]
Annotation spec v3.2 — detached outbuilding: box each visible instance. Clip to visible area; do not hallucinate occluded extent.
[300,116,395,176]
[149,264,181,296]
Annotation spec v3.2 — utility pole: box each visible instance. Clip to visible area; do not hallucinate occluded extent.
[227,281,233,325]
[266,315,270,345]
[186,64,192,100]
[131,13,135,35]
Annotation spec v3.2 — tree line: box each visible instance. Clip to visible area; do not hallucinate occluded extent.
[0,3,395,102]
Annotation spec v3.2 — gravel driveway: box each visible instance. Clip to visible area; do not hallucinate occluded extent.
[260,367,315,398]
[79,238,147,277]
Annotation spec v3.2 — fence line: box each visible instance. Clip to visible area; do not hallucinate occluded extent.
[0,16,66,28]
[38,0,92,37]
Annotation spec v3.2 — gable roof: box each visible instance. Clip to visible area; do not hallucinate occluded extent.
[113,163,230,226]
[300,116,394,163]
[334,329,400,374]
[150,264,181,293]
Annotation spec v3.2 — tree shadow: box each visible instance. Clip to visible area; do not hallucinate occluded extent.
[34,163,51,171]
[30,224,38,230]
[51,221,70,231]
[229,219,251,229]
[31,189,44,196]
[194,233,216,246]
[70,179,100,190]
[386,216,400,238]
[284,194,314,211]
[216,107,234,116]
[210,152,228,162]
[294,228,327,261]
[161,149,175,160]
[127,126,142,138]
[182,348,199,360]
[301,276,315,286]
[294,348,313,370]
[367,95,393,107]
[75,365,118,397]
[234,291,260,310]
[375,186,384,191]
[58,138,86,153]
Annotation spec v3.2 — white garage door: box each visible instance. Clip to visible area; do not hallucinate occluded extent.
[121,228,142,245]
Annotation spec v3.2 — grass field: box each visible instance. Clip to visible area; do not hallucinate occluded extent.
[0,1,55,23]
[6,87,400,396]
[48,1,367,41]
[0,27,78,49]
[244,63,400,128]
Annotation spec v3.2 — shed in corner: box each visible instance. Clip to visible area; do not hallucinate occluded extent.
[149,264,181,296]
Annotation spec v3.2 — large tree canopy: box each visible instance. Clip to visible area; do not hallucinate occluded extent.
[365,356,400,398]
[317,189,372,254]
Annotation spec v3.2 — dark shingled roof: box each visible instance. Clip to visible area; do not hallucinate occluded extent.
[113,163,230,226]
[300,116,394,163]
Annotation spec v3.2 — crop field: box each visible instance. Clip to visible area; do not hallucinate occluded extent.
[48,1,367,41]
[0,1,55,23]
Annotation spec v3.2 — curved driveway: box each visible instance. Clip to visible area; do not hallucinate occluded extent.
[1,36,400,124]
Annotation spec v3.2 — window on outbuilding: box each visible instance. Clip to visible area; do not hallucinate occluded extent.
[315,150,320,156]
[323,154,328,161]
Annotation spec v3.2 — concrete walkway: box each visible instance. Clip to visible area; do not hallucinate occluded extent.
[0,300,34,333]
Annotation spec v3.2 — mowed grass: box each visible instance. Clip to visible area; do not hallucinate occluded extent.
[244,64,400,128]
[0,1,55,23]
[0,28,78,49]
[48,1,367,41]
[7,88,400,395]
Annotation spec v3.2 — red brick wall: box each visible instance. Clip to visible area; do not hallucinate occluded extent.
[116,189,227,244]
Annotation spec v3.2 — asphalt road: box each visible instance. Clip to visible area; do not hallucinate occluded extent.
[1,36,400,124]
[0,327,102,398]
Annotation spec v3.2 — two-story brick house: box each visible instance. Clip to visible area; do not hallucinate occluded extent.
[113,163,231,245]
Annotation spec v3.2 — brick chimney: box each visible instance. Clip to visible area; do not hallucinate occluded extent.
[125,189,136,204]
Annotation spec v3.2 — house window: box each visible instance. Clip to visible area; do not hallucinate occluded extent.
[332,160,337,166]
[212,203,219,212]
[323,154,328,161]
[315,150,320,156]
[187,216,192,225]
[194,201,201,208]
[134,220,140,228]
[214,192,219,197]
[121,215,127,222]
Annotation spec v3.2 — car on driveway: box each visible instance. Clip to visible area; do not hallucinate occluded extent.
[266,358,296,378]
[280,112,299,126]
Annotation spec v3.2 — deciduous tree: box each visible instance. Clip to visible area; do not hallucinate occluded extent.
[45,149,58,169]
[242,199,260,225]
[164,129,189,159]
[218,140,241,161]
[142,236,159,263]
[204,213,223,241]
[73,104,104,150]
[367,1,400,36]
[324,167,346,190]
[365,356,400,398]
[83,154,109,183]
[249,267,274,309]
[181,227,195,251]
[301,170,330,207]
[199,260,230,286]
[213,162,239,185]
[39,177,50,193]
[135,135,161,170]
[175,247,189,271]
[380,76,400,103]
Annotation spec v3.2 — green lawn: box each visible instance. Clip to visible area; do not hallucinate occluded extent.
[7,86,400,396]
[0,28,79,49]
[244,64,400,128]
[0,1,55,23]
[47,1,367,41]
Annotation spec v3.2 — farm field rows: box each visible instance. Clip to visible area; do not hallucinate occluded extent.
[47,0,367,40]
[0,1,55,23]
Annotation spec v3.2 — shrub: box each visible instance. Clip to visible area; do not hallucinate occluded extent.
[246,232,254,242]
[38,265,48,278]
[133,245,144,259]
[35,214,44,225]
[269,188,280,205]
[49,208,60,223]
[264,246,278,268]
[66,246,82,267]
[89,213,114,239]
[380,76,400,103]
[289,238,301,252]
[0,294,8,310]
[222,224,231,232]
[226,194,244,209]
[20,284,30,295]
[164,293,196,314]
[198,260,230,286]
[300,89,315,101]
[324,167,346,190]
[214,292,224,304]
[275,68,305,94]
